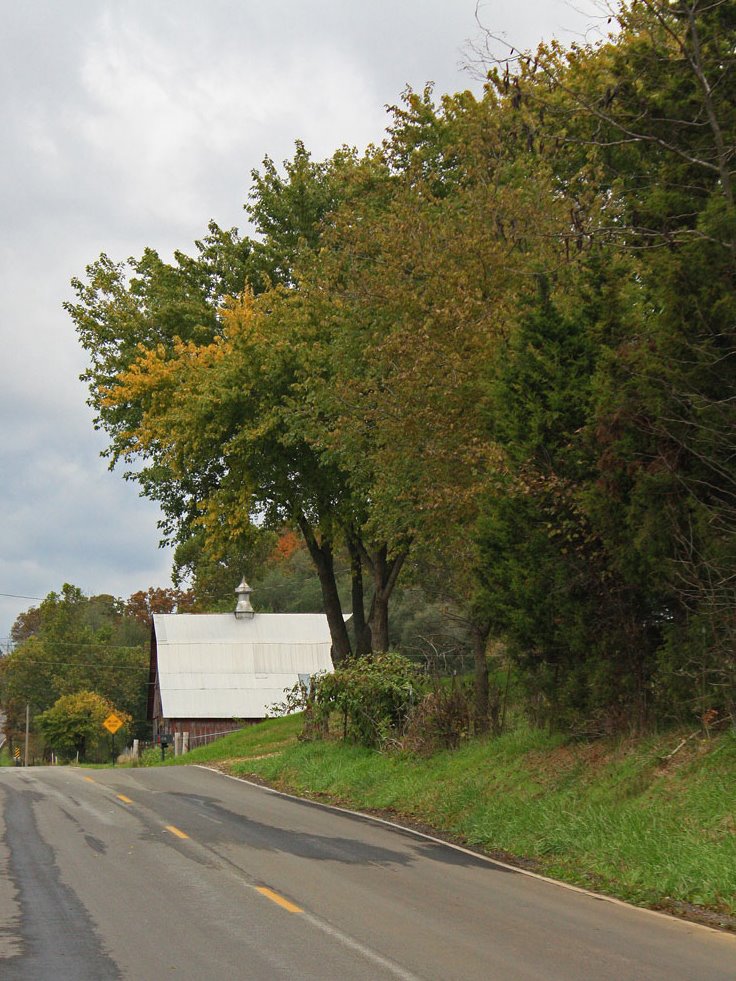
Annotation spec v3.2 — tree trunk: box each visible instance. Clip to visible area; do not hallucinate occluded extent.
[370,588,390,653]
[347,533,372,656]
[297,514,352,663]
[361,544,408,653]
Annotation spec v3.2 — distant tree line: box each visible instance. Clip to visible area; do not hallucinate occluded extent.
[0,584,191,749]
[65,1,736,735]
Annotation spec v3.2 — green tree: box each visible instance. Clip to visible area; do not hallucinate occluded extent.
[288,84,572,719]
[70,144,410,661]
[470,0,736,726]
[69,149,343,654]
[476,267,664,729]
[65,223,253,549]
[36,691,129,762]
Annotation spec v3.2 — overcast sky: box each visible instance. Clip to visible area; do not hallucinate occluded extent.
[0,0,602,645]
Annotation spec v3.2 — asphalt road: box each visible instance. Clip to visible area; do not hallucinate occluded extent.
[0,765,733,980]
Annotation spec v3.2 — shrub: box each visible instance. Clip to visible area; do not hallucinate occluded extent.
[402,682,474,754]
[309,653,424,749]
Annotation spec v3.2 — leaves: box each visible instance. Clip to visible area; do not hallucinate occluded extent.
[0,585,149,738]
[36,691,130,762]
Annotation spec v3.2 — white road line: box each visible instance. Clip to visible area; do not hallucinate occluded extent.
[300,908,422,980]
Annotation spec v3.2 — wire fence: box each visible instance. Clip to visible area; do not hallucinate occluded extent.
[137,727,243,755]
[186,728,242,747]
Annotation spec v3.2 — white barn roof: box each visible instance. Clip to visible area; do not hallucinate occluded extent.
[152,612,335,719]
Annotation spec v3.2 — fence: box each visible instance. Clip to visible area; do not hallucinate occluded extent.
[137,727,242,757]
[185,727,243,749]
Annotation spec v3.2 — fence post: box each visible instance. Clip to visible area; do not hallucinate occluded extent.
[174,732,183,757]
[182,731,189,754]
[132,738,140,759]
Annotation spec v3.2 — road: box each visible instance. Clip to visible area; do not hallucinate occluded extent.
[0,766,733,980]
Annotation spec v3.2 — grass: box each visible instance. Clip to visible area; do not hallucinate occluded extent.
[163,716,735,924]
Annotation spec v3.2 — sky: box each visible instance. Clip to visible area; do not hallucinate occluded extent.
[0,0,603,646]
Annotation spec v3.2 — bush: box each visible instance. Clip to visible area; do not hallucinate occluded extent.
[401,682,474,754]
[308,653,424,749]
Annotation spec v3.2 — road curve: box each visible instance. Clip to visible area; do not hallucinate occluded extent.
[0,765,733,980]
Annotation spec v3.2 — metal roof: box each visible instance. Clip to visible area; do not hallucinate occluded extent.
[153,612,335,719]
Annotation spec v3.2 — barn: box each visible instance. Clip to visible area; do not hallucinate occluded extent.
[147,580,335,743]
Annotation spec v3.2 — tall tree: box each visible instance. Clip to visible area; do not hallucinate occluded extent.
[471,0,736,725]
[290,85,571,714]
[70,144,415,659]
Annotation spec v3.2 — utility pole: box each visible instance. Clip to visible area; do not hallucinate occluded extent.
[24,703,30,767]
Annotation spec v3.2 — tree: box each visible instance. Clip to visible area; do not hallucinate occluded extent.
[475,266,665,730]
[36,691,130,762]
[64,3,736,730]
[287,84,572,716]
[468,0,736,727]
[69,149,352,656]
[70,144,410,660]
[99,286,359,659]
[65,223,253,550]
[124,587,196,625]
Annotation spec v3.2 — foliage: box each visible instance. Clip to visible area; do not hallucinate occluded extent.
[467,0,736,729]
[69,146,408,661]
[137,745,166,767]
[268,678,312,719]
[401,682,474,754]
[36,691,130,762]
[0,584,150,740]
[309,653,424,748]
[124,586,195,624]
[171,524,276,611]
[253,532,344,613]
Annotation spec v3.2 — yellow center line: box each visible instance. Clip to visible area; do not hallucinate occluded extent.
[165,824,189,839]
[117,794,133,804]
[255,886,303,913]
[83,776,96,783]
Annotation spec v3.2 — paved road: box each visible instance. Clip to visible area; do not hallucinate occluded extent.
[0,766,733,980]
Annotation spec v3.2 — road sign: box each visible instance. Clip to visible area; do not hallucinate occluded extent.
[13,747,20,759]
[103,713,124,734]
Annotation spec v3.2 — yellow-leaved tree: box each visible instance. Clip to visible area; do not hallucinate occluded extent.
[36,691,131,763]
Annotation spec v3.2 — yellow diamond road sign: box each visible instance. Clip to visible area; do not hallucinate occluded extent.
[103,713,123,734]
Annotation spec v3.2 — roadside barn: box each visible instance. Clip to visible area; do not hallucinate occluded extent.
[147,580,335,742]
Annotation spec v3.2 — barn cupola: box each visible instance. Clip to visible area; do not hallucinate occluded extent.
[234,577,254,619]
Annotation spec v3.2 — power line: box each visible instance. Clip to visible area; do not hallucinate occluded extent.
[3,639,149,651]
[0,657,148,671]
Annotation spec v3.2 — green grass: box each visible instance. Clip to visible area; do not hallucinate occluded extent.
[164,717,735,921]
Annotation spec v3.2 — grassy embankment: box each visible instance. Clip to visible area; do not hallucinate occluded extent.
[155,715,735,926]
